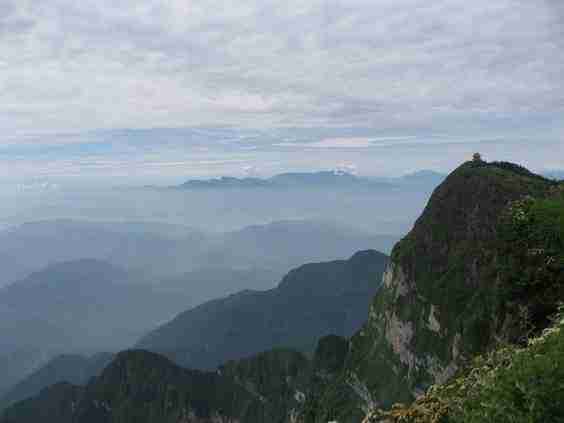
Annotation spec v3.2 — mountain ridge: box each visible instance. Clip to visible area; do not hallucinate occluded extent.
[299,159,563,422]
[177,170,448,190]
[136,249,389,370]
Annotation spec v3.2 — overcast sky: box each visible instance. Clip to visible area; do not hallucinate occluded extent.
[1,0,563,183]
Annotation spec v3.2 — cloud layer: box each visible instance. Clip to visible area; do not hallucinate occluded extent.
[1,0,563,133]
[0,1,563,185]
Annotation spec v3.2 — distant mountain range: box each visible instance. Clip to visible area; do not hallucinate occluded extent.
[178,170,379,189]
[0,218,398,288]
[0,259,194,353]
[177,168,563,190]
[137,250,388,370]
[0,259,194,396]
[177,170,447,190]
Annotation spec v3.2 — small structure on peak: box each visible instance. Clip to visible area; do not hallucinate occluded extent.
[472,152,483,162]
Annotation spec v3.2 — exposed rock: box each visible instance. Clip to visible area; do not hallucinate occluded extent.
[384,311,415,369]
[300,161,559,422]
[426,306,441,334]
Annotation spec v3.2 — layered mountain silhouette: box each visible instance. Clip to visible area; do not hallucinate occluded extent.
[0,219,397,288]
[2,161,563,423]
[0,220,393,401]
[179,170,378,189]
[137,250,388,370]
[178,169,447,190]
[0,259,192,353]
[0,337,348,423]
[0,259,192,396]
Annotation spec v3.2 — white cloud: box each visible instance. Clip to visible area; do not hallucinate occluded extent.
[0,0,562,184]
[0,0,561,134]
[276,137,375,148]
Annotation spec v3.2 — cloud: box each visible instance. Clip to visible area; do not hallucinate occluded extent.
[0,0,563,185]
[0,0,562,135]
[335,162,357,175]
[277,137,376,148]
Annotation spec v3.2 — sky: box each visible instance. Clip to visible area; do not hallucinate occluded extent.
[1,0,563,185]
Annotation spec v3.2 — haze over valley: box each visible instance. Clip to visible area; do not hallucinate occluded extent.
[1,0,563,422]
[0,175,425,403]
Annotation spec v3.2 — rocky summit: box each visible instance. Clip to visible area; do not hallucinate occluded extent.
[299,160,563,422]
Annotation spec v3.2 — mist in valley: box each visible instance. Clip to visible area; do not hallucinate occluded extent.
[0,171,442,399]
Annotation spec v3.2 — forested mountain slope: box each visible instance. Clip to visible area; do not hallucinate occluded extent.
[300,160,564,422]
[137,250,389,369]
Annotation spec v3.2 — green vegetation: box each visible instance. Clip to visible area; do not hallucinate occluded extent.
[367,307,564,423]
[301,161,563,422]
[498,193,564,330]
[361,171,564,423]
[452,312,564,423]
[1,350,266,423]
[220,349,312,423]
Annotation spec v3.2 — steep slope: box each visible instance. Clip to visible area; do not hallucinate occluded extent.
[219,348,313,422]
[301,160,562,422]
[137,250,388,370]
[0,353,113,412]
[366,307,564,422]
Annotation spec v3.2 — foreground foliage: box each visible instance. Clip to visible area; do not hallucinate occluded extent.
[367,186,564,423]
[368,307,564,423]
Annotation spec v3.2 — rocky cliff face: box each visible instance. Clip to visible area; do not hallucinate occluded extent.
[302,161,560,422]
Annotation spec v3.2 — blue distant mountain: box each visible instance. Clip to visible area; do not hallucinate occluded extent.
[180,176,270,189]
[179,170,389,189]
[178,169,448,190]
